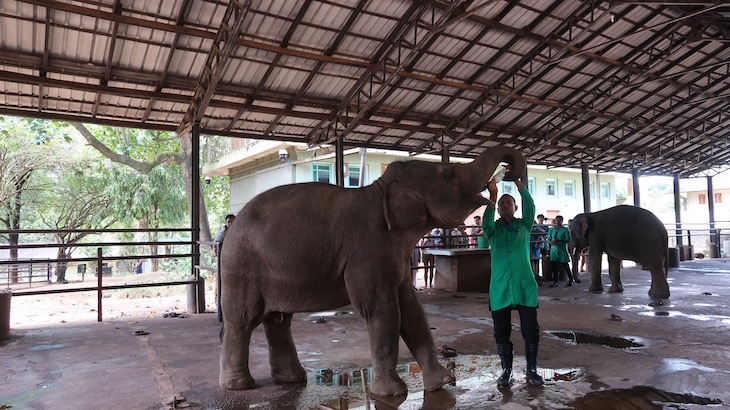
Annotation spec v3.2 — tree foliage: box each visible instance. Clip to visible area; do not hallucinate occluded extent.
[71,123,213,241]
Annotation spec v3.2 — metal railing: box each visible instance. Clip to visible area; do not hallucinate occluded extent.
[1,228,206,322]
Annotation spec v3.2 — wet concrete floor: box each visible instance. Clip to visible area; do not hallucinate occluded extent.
[2,258,730,409]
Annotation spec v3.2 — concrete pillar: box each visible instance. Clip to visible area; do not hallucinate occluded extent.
[708,175,718,258]
[191,123,201,313]
[673,174,683,247]
[632,168,640,207]
[581,163,591,213]
[335,136,344,187]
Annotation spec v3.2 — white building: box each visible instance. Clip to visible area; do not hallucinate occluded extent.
[204,140,619,222]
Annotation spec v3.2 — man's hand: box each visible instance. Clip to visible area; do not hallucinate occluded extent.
[487,179,498,204]
[514,178,524,190]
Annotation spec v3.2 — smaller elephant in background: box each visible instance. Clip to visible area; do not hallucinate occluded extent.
[570,205,670,299]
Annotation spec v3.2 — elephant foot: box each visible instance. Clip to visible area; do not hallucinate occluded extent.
[272,364,307,384]
[370,372,408,397]
[589,283,603,293]
[649,287,670,300]
[220,373,256,391]
[608,285,624,293]
[422,366,455,392]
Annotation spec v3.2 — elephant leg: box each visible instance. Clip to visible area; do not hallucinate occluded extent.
[398,283,454,392]
[363,298,407,396]
[607,255,624,293]
[220,322,257,390]
[219,291,264,390]
[263,312,307,384]
[588,252,603,292]
[648,264,670,299]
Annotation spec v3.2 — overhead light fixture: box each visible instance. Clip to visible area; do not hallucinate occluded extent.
[278,147,288,161]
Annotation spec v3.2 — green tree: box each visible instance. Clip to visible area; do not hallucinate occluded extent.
[71,123,213,241]
[0,117,65,283]
[105,161,188,270]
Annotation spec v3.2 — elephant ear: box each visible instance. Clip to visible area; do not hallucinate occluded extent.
[383,181,427,231]
[580,216,591,239]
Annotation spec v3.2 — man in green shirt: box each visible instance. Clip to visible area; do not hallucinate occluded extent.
[483,176,544,388]
[548,215,574,287]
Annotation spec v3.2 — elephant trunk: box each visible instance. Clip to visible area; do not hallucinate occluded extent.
[469,145,527,185]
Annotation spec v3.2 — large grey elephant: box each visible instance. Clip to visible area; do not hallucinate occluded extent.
[219,145,526,396]
[570,205,670,299]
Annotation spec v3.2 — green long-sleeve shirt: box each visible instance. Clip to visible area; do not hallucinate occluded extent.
[547,226,571,263]
[482,186,538,311]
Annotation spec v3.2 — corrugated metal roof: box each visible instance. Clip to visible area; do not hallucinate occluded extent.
[1,0,729,176]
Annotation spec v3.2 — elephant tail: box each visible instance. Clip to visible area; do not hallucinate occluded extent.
[664,247,669,278]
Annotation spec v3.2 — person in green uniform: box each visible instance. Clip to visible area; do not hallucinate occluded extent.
[547,215,574,287]
[482,176,544,388]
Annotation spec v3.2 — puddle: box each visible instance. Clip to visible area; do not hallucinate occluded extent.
[660,358,717,373]
[571,385,723,409]
[28,344,67,351]
[296,355,586,409]
[546,330,645,349]
[637,310,730,324]
[307,310,354,319]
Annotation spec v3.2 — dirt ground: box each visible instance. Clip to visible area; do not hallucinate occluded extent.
[6,272,218,328]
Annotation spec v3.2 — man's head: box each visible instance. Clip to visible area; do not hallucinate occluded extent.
[537,214,545,223]
[555,215,564,227]
[473,215,481,224]
[497,194,518,221]
[224,214,236,228]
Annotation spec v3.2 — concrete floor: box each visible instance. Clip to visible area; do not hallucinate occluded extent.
[2,259,729,409]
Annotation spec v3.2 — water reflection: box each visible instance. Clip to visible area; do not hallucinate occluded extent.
[307,356,583,409]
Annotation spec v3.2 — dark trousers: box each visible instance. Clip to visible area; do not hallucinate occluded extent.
[491,305,539,346]
[550,261,572,282]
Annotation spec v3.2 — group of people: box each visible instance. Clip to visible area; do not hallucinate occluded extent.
[408,219,489,289]
[530,215,588,287]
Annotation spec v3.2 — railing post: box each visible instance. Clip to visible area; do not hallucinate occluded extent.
[97,247,103,322]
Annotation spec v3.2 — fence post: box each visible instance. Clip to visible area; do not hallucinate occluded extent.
[97,248,103,322]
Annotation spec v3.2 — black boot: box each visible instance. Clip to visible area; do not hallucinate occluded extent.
[525,343,544,386]
[496,342,513,388]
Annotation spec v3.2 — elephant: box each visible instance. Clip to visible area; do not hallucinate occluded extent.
[218,145,527,396]
[570,205,670,299]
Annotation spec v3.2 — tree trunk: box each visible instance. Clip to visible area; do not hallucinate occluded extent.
[8,182,24,284]
[179,134,212,242]
[55,246,68,283]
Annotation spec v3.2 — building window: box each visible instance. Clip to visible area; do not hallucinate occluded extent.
[564,180,575,197]
[546,179,557,196]
[312,164,332,183]
[715,193,722,203]
[528,177,535,195]
[345,164,366,188]
[502,181,513,195]
[600,182,610,199]
[699,194,706,204]
[589,181,595,199]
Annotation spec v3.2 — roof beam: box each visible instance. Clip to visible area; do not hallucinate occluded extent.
[177,0,251,134]
[92,0,122,118]
[141,0,193,123]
